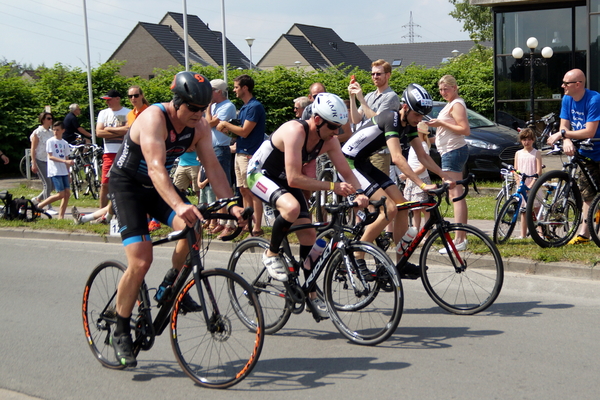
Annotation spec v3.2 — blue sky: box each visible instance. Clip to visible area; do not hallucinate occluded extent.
[1,0,470,69]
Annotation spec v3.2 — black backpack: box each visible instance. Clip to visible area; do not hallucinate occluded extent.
[0,190,44,221]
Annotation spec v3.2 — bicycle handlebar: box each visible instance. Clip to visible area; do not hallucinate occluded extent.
[427,173,476,204]
[500,162,538,180]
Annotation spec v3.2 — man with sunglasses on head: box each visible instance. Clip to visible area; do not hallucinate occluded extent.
[217,74,266,237]
[342,84,452,280]
[96,89,130,208]
[247,93,369,317]
[107,72,246,368]
[547,68,600,244]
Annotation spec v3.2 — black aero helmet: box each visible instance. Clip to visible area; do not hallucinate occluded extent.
[170,71,212,107]
[402,83,433,116]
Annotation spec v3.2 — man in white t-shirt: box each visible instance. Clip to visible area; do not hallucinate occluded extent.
[96,89,131,208]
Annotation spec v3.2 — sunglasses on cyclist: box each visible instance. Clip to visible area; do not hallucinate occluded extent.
[324,121,341,131]
[128,93,140,98]
[186,103,207,113]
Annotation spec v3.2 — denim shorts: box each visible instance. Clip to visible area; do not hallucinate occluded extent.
[51,175,70,192]
[441,145,469,173]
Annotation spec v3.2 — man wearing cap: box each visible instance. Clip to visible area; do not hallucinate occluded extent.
[96,89,130,208]
[204,79,237,237]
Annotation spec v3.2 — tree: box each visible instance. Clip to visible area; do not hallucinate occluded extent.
[449,0,493,43]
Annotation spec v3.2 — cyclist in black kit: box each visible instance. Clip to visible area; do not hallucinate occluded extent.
[342,83,453,278]
[107,72,246,368]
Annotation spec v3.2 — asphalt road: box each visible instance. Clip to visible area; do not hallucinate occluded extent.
[2,237,600,400]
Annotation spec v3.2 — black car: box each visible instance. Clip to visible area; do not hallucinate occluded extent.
[428,102,522,179]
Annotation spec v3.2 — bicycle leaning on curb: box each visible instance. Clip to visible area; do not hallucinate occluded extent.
[82,197,264,389]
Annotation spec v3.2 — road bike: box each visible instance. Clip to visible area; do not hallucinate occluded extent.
[525,139,599,247]
[493,164,538,244]
[69,144,101,200]
[82,197,264,389]
[228,198,403,346]
[383,175,504,315]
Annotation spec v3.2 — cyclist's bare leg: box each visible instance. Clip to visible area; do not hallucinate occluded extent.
[265,193,300,258]
[446,170,467,242]
[360,186,401,244]
[116,240,153,318]
[293,217,318,299]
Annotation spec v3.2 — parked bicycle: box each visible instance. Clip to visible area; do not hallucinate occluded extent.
[493,164,538,244]
[525,112,558,151]
[386,174,504,315]
[82,197,264,389]
[228,198,403,346]
[69,144,102,200]
[312,155,354,225]
[525,139,600,247]
[494,166,516,219]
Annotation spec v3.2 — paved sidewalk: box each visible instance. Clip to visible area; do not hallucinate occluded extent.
[1,174,599,281]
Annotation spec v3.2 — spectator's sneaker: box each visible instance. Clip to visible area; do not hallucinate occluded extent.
[398,261,425,280]
[262,251,288,281]
[308,297,329,319]
[180,293,203,313]
[71,207,82,225]
[568,235,590,245]
[439,240,468,254]
[46,208,58,215]
[148,220,161,232]
[110,333,137,368]
[355,258,375,282]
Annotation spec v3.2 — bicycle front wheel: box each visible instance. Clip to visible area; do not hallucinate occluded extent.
[228,237,292,334]
[493,197,519,244]
[324,241,403,346]
[82,260,127,370]
[587,193,600,247]
[526,170,582,248]
[86,166,99,200]
[171,268,264,389]
[421,224,503,315]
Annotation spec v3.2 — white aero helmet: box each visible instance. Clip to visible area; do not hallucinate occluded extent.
[402,83,433,116]
[312,93,349,126]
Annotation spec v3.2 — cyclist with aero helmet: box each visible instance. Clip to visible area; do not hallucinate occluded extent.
[108,71,246,368]
[342,83,453,279]
[248,93,369,315]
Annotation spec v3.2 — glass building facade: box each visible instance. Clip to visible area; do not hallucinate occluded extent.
[492,1,598,124]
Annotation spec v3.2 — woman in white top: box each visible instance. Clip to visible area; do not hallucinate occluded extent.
[30,112,56,209]
[426,75,471,247]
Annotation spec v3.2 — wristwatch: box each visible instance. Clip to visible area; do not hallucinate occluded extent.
[560,129,566,139]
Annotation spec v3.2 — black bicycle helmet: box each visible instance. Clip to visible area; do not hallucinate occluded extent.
[402,83,433,116]
[170,71,212,106]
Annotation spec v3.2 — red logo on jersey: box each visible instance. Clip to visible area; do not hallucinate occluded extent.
[170,130,176,143]
[256,182,268,193]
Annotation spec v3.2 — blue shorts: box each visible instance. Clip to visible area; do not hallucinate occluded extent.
[441,145,469,173]
[51,175,70,192]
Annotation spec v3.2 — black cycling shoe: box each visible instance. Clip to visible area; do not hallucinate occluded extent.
[355,259,376,282]
[180,293,203,313]
[398,261,426,280]
[110,333,137,368]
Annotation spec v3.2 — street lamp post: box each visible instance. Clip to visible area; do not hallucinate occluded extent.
[245,37,255,69]
[512,37,553,124]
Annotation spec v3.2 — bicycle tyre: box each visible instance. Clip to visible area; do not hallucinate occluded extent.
[82,260,128,370]
[587,193,600,247]
[227,237,292,334]
[324,241,403,346]
[494,182,514,220]
[525,170,582,248]
[71,166,81,199]
[420,223,503,315]
[170,268,264,389]
[493,197,519,244]
[86,166,99,200]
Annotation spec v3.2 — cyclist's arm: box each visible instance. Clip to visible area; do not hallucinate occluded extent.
[137,108,201,226]
[389,137,435,190]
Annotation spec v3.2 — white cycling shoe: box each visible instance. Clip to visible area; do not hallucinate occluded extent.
[262,251,288,281]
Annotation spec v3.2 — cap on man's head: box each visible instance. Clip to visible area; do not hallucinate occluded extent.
[101,89,121,100]
[210,79,228,93]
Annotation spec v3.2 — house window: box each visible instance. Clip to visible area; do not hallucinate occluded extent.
[392,59,402,67]
[494,5,586,123]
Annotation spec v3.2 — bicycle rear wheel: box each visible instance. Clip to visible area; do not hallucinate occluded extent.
[86,166,99,200]
[493,197,519,244]
[228,237,292,334]
[170,268,264,389]
[71,166,83,199]
[421,224,503,315]
[587,193,600,247]
[525,170,582,248]
[82,260,128,370]
[324,241,403,346]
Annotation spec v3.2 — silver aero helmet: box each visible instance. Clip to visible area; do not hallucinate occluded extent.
[170,71,212,107]
[402,83,433,116]
[312,93,349,126]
